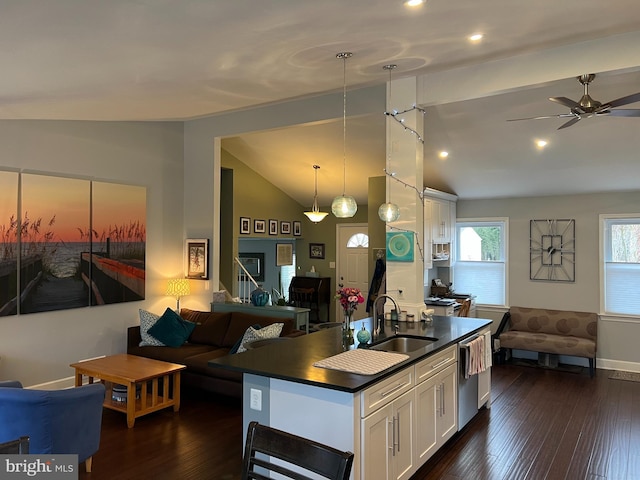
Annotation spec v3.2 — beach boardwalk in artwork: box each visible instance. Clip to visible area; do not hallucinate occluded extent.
[0,173,146,316]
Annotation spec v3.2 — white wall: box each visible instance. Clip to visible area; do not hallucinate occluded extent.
[458,191,640,370]
[0,120,184,387]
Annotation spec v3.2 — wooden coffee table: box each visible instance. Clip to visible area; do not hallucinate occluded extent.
[70,354,186,428]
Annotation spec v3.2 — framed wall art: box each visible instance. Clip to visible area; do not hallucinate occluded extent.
[280,221,291,235]
[386,232,414,262]
[269,219,278,235]
[254,219,266,234]
[309,243,325,259]
[186,238,209,279]
[240,217,250,234]
[529,219,575,282]
[276,243,293,266]
[293,221,302,236]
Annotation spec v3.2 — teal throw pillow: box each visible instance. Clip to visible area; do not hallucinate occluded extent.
[148,308,196,348]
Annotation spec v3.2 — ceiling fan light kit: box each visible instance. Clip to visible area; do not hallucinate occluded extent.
[508,73,640,129]
[331,52,358,218]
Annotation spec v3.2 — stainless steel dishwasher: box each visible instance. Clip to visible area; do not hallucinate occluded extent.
[458,335,479,430]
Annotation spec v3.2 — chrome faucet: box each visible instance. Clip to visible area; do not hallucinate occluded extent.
[372,294,401,338]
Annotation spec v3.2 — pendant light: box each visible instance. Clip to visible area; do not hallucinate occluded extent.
[379,64,400,222]
[304,165,328,223]
[331,52,358,218]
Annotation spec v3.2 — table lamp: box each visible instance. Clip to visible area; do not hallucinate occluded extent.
[166,278,190,311]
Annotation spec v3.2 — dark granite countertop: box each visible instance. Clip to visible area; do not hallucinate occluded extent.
[209,316,491,393]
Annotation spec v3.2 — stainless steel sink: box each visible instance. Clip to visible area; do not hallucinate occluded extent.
[369,335,438,353]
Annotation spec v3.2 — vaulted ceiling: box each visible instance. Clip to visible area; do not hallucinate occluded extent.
[3,1,640,201]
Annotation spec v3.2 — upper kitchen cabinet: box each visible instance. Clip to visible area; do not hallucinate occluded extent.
[423,188,457,267]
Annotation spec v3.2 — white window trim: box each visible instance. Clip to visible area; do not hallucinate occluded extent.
[599,213,640,320]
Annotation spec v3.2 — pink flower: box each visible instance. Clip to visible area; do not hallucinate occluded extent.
[335,287,365,313]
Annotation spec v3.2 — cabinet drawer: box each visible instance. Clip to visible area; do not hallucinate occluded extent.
[361,368,414,418]
[415,345,457,384]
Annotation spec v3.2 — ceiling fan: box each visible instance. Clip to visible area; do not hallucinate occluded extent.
[508,74,640,129]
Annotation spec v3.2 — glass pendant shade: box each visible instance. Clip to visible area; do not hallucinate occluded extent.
[378,202,400,222]
[304,165,328,223]
[332,51,357,219]
[331,194,358,218]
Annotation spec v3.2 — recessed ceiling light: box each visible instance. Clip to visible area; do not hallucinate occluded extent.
[468,33,483,42]
[535,139,548,149]
[438,151,449,158]
[405,0,425,7]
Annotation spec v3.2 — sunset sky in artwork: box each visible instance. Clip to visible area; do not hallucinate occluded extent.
[0,172,145,243]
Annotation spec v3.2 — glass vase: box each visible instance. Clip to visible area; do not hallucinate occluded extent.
[342,311,354,343]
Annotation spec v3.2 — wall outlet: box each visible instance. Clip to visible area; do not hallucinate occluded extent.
[250,388,262,411]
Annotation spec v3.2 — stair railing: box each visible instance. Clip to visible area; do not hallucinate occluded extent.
[234,256,260,303]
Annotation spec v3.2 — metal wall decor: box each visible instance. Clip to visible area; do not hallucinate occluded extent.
[529,219,575,282]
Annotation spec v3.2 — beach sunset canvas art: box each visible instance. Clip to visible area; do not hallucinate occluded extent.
[0,171,146,316]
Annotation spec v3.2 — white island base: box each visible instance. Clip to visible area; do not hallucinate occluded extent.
[241,341,490,480]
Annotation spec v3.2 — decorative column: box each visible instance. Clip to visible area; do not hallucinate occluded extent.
[385,76,425,319]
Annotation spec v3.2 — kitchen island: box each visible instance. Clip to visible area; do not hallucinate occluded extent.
[209,315,491,480]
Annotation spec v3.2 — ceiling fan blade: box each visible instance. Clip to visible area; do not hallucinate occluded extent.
[507,113,574,122]
[605,109,640,117]
[549,96,581,109]
[557,117,581,130]
[604,92,640,109]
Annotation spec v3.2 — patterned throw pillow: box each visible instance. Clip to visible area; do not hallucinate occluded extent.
[138,309,166,347]
[236,323,284,353]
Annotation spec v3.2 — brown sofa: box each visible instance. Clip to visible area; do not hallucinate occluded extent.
[496,306,598,377]
[127,308,304,398]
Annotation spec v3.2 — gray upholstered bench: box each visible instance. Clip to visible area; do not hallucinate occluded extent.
[497,306,598,377]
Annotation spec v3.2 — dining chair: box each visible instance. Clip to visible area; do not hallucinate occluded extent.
[241,421,354,480]
[457,298,472,317]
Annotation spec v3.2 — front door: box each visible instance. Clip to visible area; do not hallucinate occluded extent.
[336,224,369,321]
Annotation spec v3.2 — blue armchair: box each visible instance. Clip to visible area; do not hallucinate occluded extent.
[0,380,105,472]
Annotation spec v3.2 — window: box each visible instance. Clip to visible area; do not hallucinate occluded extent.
[602,215,640,315]
[347,233,368,248]
[453,219,508,306]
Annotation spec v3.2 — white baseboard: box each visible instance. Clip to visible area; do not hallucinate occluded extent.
[510,349,640,373]
[28,376,77,390]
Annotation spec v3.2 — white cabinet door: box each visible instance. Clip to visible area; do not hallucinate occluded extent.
[362,390,416,480]
[431,199,451,244]
[415,371,439,464]
[393,390,416,480]
[362,403,393,480]
[437,363,458,445]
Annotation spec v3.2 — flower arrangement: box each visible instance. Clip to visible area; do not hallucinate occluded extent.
[336,286,365,316]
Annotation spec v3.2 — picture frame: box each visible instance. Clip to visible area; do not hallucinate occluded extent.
[293,221,302,236]
[186,238,209,279]
[238,252,265,282]
[280,221,291,235]
[240,217,250,234]
[269,219,278,236]
[254,219,266,234]
[309,243,325,259]
[276,243,293,266]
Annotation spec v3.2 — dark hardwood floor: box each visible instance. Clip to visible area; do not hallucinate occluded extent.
[79,364,640,480]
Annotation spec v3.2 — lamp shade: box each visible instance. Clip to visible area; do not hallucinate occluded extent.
[166,278,190,298]
[378,202,400,222]
[331,194,358,218]
[304,164,328,223]
[304,210,329,223]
